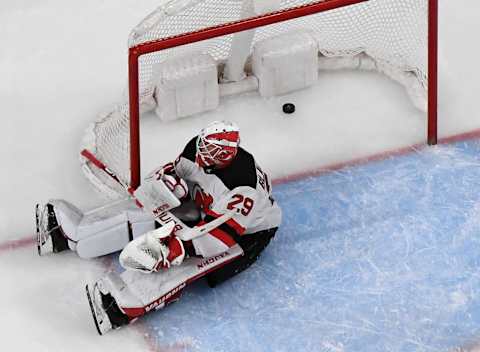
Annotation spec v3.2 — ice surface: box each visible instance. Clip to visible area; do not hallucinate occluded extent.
[4,141,480,351]
[2,0,480,351]
[138,141,480,352]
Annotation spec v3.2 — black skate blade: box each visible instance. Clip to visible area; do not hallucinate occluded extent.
[85,285,104,336]
[35,204,41,256]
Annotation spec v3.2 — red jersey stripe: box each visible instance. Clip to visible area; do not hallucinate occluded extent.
[196,220,237,247]
[203,209,246,235]
[209,227,237,247]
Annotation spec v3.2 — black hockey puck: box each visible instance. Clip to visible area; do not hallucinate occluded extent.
[282,103,295,114]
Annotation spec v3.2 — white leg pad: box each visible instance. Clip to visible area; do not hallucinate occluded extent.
[77,200,154,239]
[49,199,84,250]
[98,245,244,318]
[70,199,156,258]
[76,222,130,259]
[130,221,156,240]
[76,219,156,259]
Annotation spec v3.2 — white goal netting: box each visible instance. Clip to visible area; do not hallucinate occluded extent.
[81,0,431,198]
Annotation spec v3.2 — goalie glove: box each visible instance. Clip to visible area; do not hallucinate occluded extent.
[134,173,188,215]
[119,222,185,273]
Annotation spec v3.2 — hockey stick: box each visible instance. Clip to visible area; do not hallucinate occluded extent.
[81,149,235,241]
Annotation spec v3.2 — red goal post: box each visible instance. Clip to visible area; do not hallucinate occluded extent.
[82,0,438,196]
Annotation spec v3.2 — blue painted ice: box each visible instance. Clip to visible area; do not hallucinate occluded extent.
[140,140,480,352]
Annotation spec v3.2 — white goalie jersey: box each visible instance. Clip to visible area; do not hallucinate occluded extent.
[171,137,282,257]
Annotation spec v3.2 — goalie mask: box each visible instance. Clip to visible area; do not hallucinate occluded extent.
[196,121,240,169]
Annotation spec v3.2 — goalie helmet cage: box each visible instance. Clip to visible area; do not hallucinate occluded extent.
[81,0,438,197]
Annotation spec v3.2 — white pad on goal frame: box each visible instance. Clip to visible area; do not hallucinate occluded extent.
[252,30,319,97]
[153,53,219,122]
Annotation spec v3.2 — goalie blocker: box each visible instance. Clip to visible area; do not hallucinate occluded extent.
[39,121,281,334]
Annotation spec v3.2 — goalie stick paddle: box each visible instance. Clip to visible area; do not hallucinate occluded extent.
[81,149,236,241]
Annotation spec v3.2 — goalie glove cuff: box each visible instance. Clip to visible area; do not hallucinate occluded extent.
[155,236,185,270]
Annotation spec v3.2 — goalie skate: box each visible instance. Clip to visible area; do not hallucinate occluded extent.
[86,283,113,335]
[36,204,53,256]
[86,281,131,335]
[36,203,69,256]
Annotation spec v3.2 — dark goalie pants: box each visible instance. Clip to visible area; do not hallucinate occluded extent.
[206,227,278,288]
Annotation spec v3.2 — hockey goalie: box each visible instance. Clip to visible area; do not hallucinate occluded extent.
[36,121,282,334]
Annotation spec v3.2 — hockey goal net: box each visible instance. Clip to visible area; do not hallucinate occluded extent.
[81,0,438,198]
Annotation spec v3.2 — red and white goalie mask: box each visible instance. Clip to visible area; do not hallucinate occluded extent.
[196,121,240,169]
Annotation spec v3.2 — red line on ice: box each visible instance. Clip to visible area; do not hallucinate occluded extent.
[2,128,480,255]
[0,236,35,254]
[134,324,193,352]
[273,128,480,185]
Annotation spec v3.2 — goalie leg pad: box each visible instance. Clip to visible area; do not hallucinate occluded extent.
[38,198,159,258]
[49,199,84,248]
[75,201,156,258]
[86,245,244,334]
[77,222,130,259]
[76,218,156,259]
